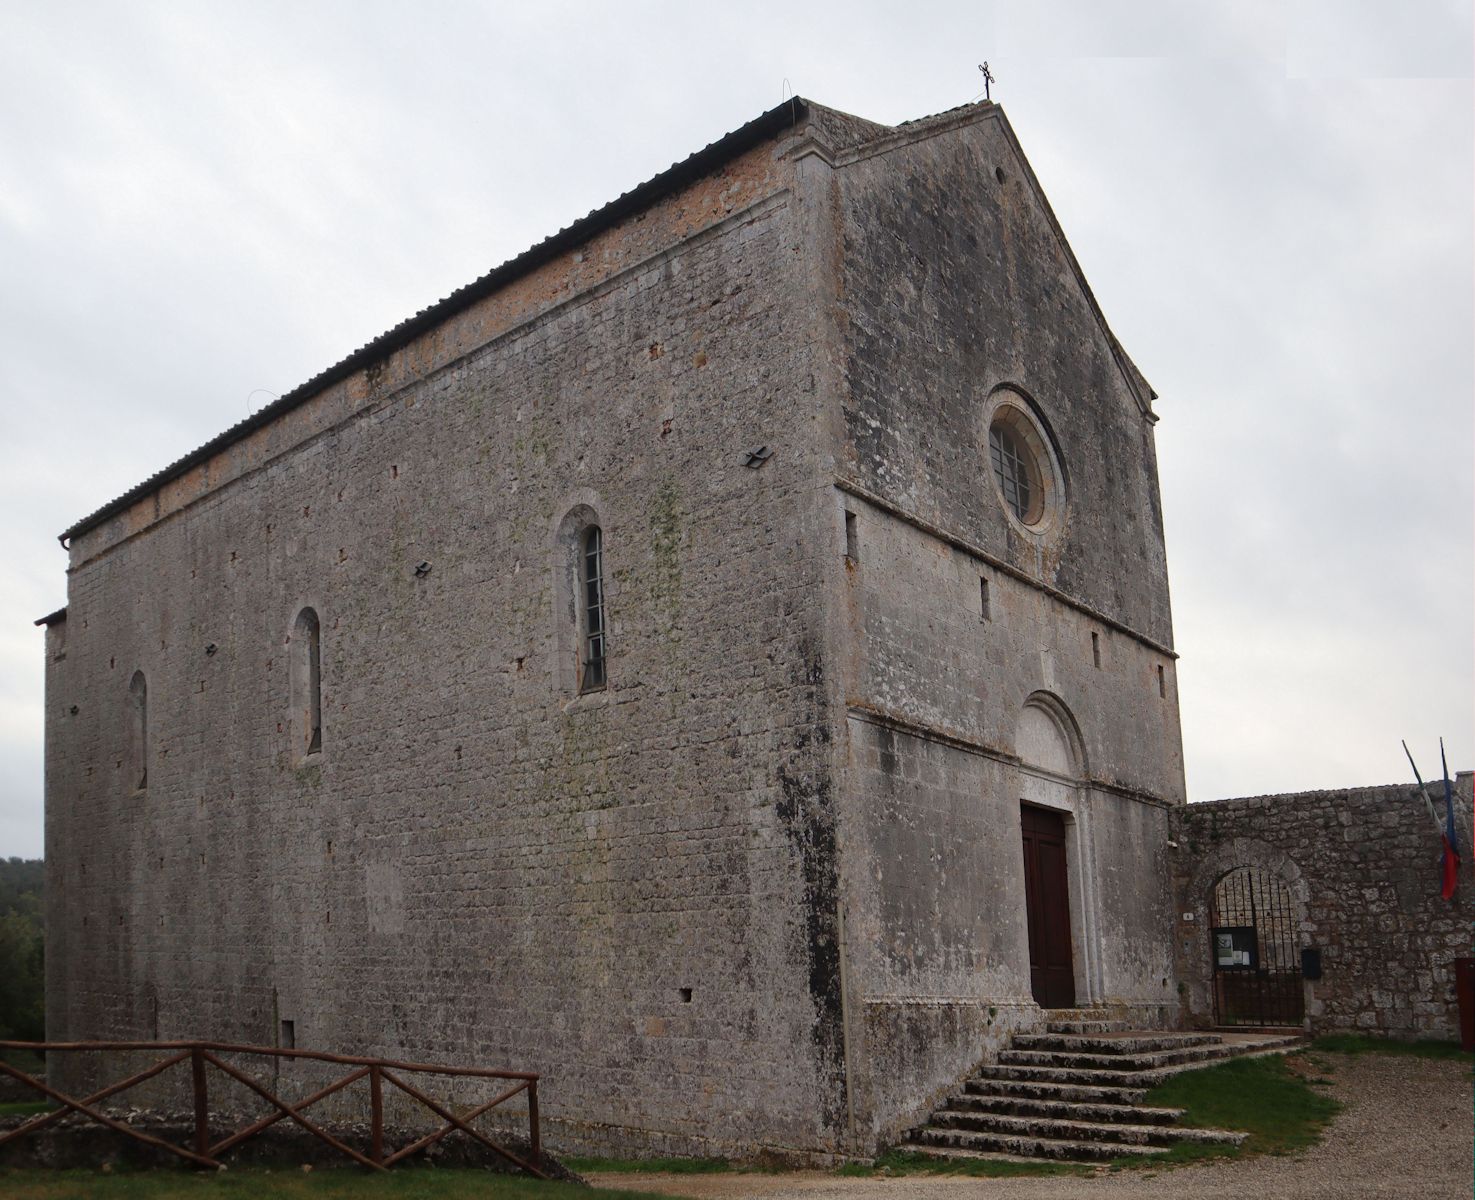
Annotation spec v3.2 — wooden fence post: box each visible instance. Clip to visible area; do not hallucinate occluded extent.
[369,1064,384,1164]
[190,1047,209,1159]
[527,1079,540,1163]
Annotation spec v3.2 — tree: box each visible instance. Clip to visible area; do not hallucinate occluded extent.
[0,859,43,1042]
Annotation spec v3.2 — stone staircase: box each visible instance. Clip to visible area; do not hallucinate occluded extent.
[903,1010,1303,1163]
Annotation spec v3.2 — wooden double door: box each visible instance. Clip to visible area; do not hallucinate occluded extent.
[1021,804,1075,1009]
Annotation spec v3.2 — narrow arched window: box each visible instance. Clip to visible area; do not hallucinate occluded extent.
[128,670,148,791]
[580,527,607,693]
[292,608,322,756]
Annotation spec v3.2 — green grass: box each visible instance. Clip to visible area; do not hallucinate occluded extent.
[844,1149,1091,1178]
[1,1049,46,1075]
[1312,1034,1470,1062]
[0,1100,52,1116]
[1117,1052,1341,1167]
[0,1167,673,1200]
[565,1155,732,1174]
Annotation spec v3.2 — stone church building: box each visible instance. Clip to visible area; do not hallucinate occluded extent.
[41,98,1190,1158]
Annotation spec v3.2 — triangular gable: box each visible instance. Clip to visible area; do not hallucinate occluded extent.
[820,102,1159,423]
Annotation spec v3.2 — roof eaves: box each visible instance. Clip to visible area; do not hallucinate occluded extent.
[60,97,812,545]
[896,100,988,127]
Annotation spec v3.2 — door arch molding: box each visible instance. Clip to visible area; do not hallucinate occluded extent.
[1016,691,1087,781]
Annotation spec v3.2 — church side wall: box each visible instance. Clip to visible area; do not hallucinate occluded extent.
[1170,779,1474,1040]
[818,110,1183,1147]
[44,173,850,1158]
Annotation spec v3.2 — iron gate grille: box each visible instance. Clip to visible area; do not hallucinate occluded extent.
[1210,866,1304,1027]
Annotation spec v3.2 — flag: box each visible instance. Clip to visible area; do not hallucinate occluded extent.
[1404,739,1457,900]
[1440,739,1461,901]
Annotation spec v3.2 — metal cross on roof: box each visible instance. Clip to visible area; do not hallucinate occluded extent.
[978,62,995,101]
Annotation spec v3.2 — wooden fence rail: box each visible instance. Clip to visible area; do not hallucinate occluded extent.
[0,1039,545,1176]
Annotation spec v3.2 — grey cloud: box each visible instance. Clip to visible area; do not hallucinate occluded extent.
[0,2,1469,858]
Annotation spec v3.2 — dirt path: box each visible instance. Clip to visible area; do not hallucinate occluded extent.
[586,1052,1472,1200]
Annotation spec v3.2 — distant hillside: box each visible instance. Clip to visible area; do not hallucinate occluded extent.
[0,858,43,1041]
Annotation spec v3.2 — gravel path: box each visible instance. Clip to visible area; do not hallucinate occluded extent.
[586,1052,1472,1200]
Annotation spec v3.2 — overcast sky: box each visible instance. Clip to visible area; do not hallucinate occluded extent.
[2,1,1470,858]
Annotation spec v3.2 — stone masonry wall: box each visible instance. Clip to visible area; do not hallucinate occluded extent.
[45,99,1193,1162]
[1170,776,1474,1039]
[810,105,1185,1145]
[46,120,853,1159]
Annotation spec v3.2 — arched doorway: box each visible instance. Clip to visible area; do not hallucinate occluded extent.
[1014,698,1087,1010]
[1209,866,1305,1026]
[1021,804,1074,1007]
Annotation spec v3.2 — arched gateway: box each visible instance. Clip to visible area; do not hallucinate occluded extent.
[1209,866,1305,1026]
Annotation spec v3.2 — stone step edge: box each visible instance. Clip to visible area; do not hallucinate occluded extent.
[977,1065,1170,1087]
[930,1110,1247,1146]
[909,1126,1169,1162]
[890,1144,1094,1168]
[999,1045,1245,1071]
[941,1096,1187,1124]
[1014,1033,1226,1053]
[1008,1033,1301,1062]
[964,1077,1147,1100]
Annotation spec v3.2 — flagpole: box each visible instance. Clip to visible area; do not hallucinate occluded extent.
[1402,739,1445,836]
[1440,737,1465,860]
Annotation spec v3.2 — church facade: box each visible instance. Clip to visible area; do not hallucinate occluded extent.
[41,98,1184,1158]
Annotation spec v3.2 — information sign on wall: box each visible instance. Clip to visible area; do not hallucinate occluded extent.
[1212,926,1258,971]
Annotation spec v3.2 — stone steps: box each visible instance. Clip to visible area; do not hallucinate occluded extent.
[976,1062,1161,1088]
[1014,1032,1224,1054]
[928,1108,1245,1148]
[961,1077,1149,1105]
[946,1094,1186,1125]
[891,1144,1095,1168]
[910,1124,1170,1162]
[999,1041,1249,1073]
[900,1021,1303,1164]
[980,1034,1302,1087]
[1045,1019,1131,1035]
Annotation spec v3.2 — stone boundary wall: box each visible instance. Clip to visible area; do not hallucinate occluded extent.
[1169,773,1473,1039]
